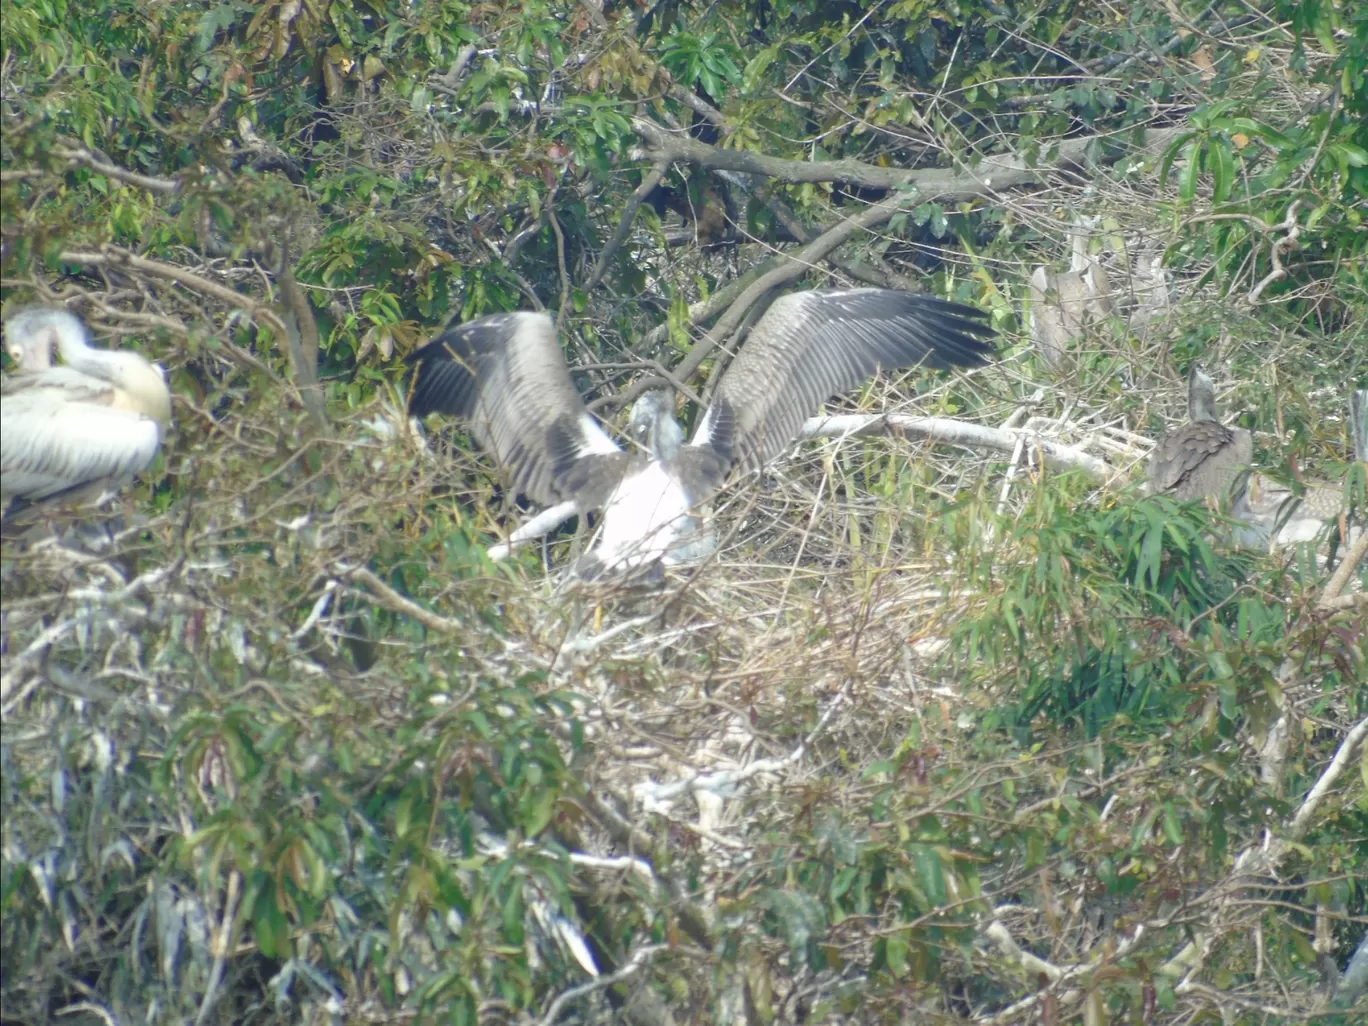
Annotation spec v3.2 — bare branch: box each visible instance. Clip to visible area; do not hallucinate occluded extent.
[341,565,463,633]
[671,189,916,390]
[1320,529,1367,606]
[1243,202,1303,306]
[632,118,1188,199]
[535,944,669,1026]
[53,143,181,194]
[802,413,1112,481]
[57,247,290,341]
[1288,715,1368,842]
[277,244,330,433]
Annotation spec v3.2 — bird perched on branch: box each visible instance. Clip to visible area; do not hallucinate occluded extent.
[2,307,172,522]
[1147,362,1252,504]
[407,288,995,578]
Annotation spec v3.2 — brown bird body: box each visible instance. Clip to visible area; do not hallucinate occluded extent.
[1148,363,1252,503]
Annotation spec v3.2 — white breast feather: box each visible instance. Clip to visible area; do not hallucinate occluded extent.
[576,412,622,456]
[592,462,694,570]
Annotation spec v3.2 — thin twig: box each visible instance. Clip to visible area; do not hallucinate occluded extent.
[58,247,291,342]
[536,944,669,1025]
[342,565,463,633]
[586,160,668,291]
[195,869,241,1026]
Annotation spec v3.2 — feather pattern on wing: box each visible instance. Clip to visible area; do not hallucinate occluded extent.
[2,366,117,404]
[406,312,628,506]
[1,390,162,503]
[1147,363,1252,502]
[686,288,994,486]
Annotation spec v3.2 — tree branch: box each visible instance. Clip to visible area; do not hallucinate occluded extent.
[57,247,289,341]
[1288,715,1368,842]
[586,160,668,291]
[341,565,463,633]
[53,142,182,194]
[535,944,669,1026]
[671,189,917,392]
[1320,529,1367,607]
[632,118,1187,199]
[276,243,330,433]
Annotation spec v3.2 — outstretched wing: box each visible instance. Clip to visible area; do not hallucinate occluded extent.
[686,288,994,486]
[407,311,627,507]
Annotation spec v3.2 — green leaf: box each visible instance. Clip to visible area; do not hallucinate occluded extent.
[743,46,779,94]
[1179,141,1203,203]
[1209,138,1234,202]
[1159,132,1198,185]
[195,5,239,54]
[885,931,909,976]
[1161,803,1184,845]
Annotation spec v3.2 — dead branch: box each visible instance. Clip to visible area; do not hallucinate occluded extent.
[1243,202,1303,306]
[341,565,463,633]
[277,244,330,433]
[801,413,1112,480]
[58,247,290,341]
[535,944,670,1026]
[1319,528,1367,607]
[1288,714,1368,842]
[632,118,1188,200]
[670,189,916,391]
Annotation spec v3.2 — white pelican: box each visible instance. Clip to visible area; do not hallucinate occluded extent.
[1148,362,1253,504]
[407,288,995,577]
[2,307,172,519]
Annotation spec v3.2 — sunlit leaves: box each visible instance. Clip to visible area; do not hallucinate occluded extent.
[943,482,1265,732]
[658,29,743,101]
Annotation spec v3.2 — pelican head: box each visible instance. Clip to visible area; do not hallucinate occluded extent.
[628,389,684,461]
[4,307,85,372]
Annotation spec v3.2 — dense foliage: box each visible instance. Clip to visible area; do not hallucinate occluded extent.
[2,0,1365,1023]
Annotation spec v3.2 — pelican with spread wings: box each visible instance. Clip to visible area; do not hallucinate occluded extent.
[408,288,995,577]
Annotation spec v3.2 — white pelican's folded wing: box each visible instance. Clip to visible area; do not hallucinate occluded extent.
[1,392,162,504]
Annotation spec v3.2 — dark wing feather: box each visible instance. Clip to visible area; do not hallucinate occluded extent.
[1148,422,1252,500]
[686,288,994,486]
[407,312,625,506]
